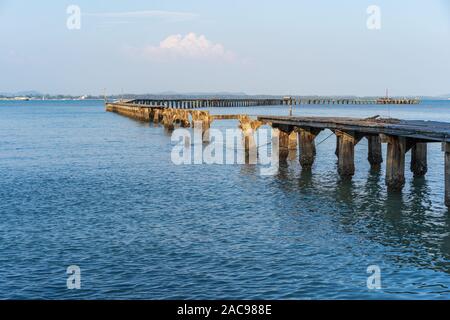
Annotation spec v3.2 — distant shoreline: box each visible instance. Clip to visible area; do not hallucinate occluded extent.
[0,98,104,101]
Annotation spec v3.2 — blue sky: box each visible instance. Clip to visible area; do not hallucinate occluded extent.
[0,0,449,96]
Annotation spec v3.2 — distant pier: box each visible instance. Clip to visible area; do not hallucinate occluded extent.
[126,96,420,108]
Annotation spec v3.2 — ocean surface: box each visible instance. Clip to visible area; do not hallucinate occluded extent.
[1,99,450,299]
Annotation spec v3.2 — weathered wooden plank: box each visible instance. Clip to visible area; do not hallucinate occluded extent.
[367,135,383,169]
[258,116,450,142]
[297,128,319,168]
[336,130,357,177]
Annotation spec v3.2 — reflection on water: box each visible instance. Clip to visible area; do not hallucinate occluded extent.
[270,136,450,293]
[299,168,314,189]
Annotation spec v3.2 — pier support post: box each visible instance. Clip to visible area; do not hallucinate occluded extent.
[411,142,428,177]
[238,116,262,163]
[278,129,291,162]
[443,143,450,207]
[191,111,212,142]
[148,108,154,121]
[202,113,212,143]
[162,109,175,131]
[385,136,407,190]
[153,109,161,124]
[287,131,298,161]
[367,135,383,169]
[297,127,320,168]
[175,110,190,128]
[182,111,191,128]
[336,130,360,177]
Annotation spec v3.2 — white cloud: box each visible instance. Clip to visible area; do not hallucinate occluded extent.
[130,33,237,62]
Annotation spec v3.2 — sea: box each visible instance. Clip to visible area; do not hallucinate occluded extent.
[1,99,450,299]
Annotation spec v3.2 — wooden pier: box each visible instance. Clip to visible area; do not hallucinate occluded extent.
[125,96,420,108]
[258,115,450,207]
[106,101,450,208]
[129,98,281,108]
[106,102,213,141]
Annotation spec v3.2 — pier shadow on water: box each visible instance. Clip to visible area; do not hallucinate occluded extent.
[271,163,450,276]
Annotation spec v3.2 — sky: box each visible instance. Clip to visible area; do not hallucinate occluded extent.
[0,0,449,96]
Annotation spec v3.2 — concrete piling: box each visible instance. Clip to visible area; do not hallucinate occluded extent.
[238,116,262,163]
[277,129,290,162]
[367,135,383,169]
[385,136,407,190]
[298,128,320,168]
[335,130,361,177]
[411,143,427,177]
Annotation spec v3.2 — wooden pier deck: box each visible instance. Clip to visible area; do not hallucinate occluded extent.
[258,115,450,207]
[257,116,450,143]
